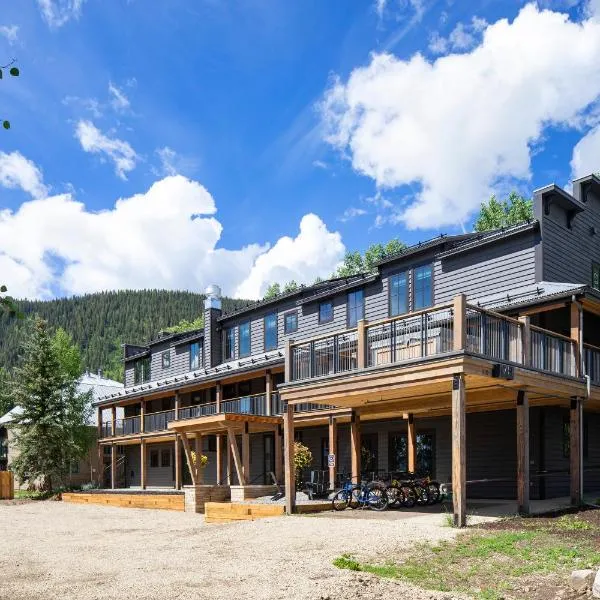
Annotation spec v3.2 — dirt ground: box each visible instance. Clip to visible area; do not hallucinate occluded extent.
[0,501,472,600]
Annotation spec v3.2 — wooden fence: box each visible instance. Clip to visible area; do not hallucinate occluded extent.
[0,471,14,500]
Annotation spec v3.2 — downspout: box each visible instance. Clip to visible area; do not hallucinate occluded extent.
[572,294,585,502]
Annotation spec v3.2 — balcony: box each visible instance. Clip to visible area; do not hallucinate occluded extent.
[288,301,578,383]
[584,344,600,385]
[144,409,175,433]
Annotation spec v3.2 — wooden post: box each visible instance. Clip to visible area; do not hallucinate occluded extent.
[452,373,466,527]
[174,392,180,421]
[140,400,146,434]
[275,424,283,483]
[97,407,102,439]
[570,302,581,377]
[350,411,361,483]
[110,443,116,489]
[111,405,116,437]
[453,294,467,351]
[328,416,337,491]
[216,382,222,413]
[283,402,296,514]
[284,339,294,383]
[570,398,582,506]
[181,434,197,486]
[242,422,250,481]
[174,435,181,490]
[195,433,203,485]
[357,319,367,369]
[227,427,245,486]
[226,434,232,485]
[216,434,223,485]
[265,370,272,416]
[140,440,147,489]
[519,316,531,366]
[516,391,530,515]
[407,413,417,474]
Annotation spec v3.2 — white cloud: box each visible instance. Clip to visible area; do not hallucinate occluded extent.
[75,120,138,179]
[321,3,600,229]
[571,124,600,178]
[37,0,86,28]
[0,163,345,300]
[0,25,19,44]
[108,81,130,113]
[153,146,199,177]
[0,152,48,199]
[338,207,368,222]
[429,17,488,55]
[375,0,387,18]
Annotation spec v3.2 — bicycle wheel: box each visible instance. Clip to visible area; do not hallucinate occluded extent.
[385,484,402,507]
[427,482,441,504]
[349,487,361,509]
[367,487,389,511]
[401,485,417,508]
[332,490,349,511]
[414,483,429,506]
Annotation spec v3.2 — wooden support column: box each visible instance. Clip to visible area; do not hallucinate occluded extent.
[216,434,223,485]
[215,382,222,413]
[265,370,273,416]
[283,402,295,514]
[110,443,116,489]
[570,302,582,377]
[195,433,203,485]
[570,398,582,506]
[174,392,180,420]
[284,339,294,383]
[97,407,102,439]
[140,440,147,490]
[226,434,232,485]
[174,435,181,490]
[516,391,530,515]
[328,416,337,490]
[407,413,417,474]
[275,424,283,484]
[357,319,367,369]
[140,400,146,434]
[111,405,116,437]
[350,411,361,483]
[242,423,250,481]
[452,373,466,528]
[519,316,531,366]
[181,434,197,486]
[227,427,245,486]
[453,294,467,351]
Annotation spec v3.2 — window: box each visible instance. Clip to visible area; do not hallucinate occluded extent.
[413,264,433,310]
[593,263,600,290]
[70,461,80,474]
[150,449,159,468]
[239,321,251,357]
[284,311,298,334]
[134,357,151,384]
[224,327,236,360]
[347,289,364,327]
[160,449,171,468]
[319,301,334,324]
[161,350,170,370]
[264,313,278,351]
[190,341,201,371]
[389,272,408,317]
[388,432,436,476]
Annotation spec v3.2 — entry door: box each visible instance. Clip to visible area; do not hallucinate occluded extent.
[263,434,275,484]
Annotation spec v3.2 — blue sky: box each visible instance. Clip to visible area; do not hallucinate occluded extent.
[0,0,599,300]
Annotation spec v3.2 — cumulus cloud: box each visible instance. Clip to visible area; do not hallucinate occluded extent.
[321,3,600,229]
[75,120,138,179]
[37,0,86,28]
[0,25,19,44]
[429,17,488,55]
[571,124,600,179]
[0,163,345,300]
[0,151,48,199]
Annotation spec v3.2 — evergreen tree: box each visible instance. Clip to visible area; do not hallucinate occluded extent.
[10,317,92,490]
[52,328,83,379]
[263,283,281,299]
[162,315,204,334]
[0,367,13,416]
[474,191,534,232]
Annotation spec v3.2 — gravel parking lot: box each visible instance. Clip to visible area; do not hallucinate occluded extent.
[0,501,478,600]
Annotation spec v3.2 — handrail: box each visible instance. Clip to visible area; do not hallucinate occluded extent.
[365,302,455,330]
[584,342,600,352]
[289,327,358,349]
[529,324,575,344]
[145,408,175,417]
[465,303,523,326]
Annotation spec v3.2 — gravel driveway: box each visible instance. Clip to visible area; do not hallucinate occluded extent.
[0,501,477,600]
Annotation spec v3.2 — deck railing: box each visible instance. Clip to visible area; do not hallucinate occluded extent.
[114,416,141,436]
[222,394,267,415]
[584,344,600,385]
[100,422,112,438]
[529,325,576,377]
[270,392,282,415]
[178,403,217,420]
[144,409,176,433]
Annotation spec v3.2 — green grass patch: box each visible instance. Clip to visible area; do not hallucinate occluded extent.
[14,489,55,500]
[333,523,600,598]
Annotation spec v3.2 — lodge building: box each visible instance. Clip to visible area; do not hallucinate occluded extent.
[93,174,600,526]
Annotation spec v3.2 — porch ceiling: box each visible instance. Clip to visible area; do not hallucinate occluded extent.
[167,413,282,435]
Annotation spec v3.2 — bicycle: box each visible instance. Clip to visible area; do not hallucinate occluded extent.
[332,479,389,511]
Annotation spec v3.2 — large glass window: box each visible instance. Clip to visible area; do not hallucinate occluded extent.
[190,341,201,370]
[319,301,334,324]
[389,272,408,316]
[347,289,364,327]
[264,313,278,351]
[239,321,251,357]
[134,357,151,384]
[388,432,436,476]
[413,264,433,310]
[224,327,236,360]
[284,311,298,334]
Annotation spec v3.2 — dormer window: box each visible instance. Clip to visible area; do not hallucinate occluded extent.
[134,357,151,384]
[161,351,170,369]
[224,327,236,360]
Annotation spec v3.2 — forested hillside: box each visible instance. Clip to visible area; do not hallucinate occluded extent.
[0,290,249,380]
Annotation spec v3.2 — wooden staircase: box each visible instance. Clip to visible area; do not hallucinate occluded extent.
[204,502,285,523]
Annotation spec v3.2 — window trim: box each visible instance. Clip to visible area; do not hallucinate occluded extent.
[347,289,365,328]
[239,321,251,357]
[412,263,434,311]
[161,350,171,370]
[318,300,334,324]
[388,270,409,318]
[189,341,202,371]
[283,310,298,334]
[264,312,278,351]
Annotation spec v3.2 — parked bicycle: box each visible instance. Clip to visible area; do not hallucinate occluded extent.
[332,479,389,511]
[379,471,442,508]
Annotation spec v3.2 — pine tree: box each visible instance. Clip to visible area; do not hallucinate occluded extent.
[10,317,92,491]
